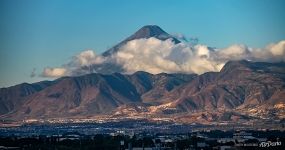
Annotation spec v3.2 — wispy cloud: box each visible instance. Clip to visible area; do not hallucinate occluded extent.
[30,68,36,78]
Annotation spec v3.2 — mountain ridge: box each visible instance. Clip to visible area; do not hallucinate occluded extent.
[1,60,285,124]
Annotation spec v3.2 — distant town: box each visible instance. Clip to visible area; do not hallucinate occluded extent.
[0,119,284,149]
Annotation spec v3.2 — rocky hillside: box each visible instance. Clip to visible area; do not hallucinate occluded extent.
[0,60,285,123]
[0,71,196,120]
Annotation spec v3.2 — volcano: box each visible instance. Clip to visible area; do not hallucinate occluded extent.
[102,25,180,56]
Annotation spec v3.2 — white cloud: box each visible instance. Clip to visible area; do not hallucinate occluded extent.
[113,38,285,74]
[195,45,210,58]
[41,50,108,77]
[249,40,285,62]
[42,67,67,78]
[114,38,225,74]
[41,38,285,77]
[268,40,285,56]
[74,50,105,66]
[114,38,181,74]
[65,50,106,69]
[76,50,96,65]
[218,44,250,60]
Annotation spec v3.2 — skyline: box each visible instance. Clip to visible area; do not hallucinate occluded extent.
[1,0,285,87]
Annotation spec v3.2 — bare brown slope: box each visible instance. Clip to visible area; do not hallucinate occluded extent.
[164,60,285,112]
[0,72,195,120]
[1,60,284,121]
[0,81,54,115]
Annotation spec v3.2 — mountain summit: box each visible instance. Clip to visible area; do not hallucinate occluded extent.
[125,25,179,42]
[102,25,180,56]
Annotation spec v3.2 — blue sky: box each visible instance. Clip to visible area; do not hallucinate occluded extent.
[0,0,285,87]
